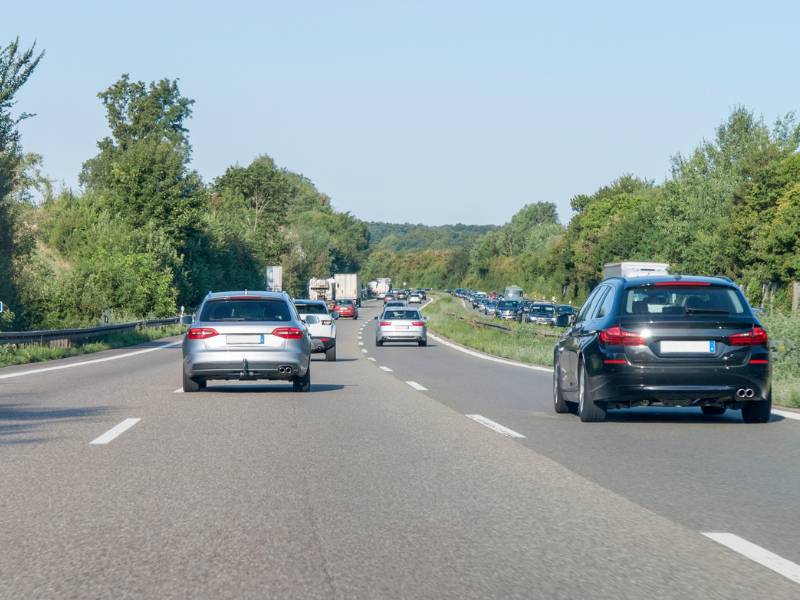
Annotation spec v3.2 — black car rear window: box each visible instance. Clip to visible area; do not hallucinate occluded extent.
[623,286,745,316]
[294,303,329,315]
[383,310,421,320]
[531,304,555,314]
[201,299,292,322]
[498,302,518,309]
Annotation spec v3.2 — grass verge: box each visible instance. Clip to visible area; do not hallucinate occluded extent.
[425,295,800,409]
[0,324,185,369]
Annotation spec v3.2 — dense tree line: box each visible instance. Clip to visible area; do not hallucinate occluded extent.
[0,39,368,329]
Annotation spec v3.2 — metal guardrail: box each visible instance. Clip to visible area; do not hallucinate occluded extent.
[0,317,180,347]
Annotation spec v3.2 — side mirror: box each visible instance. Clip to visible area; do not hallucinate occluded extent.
[373,315,379,320]
[180,315,193,325]
[423,316,429,321]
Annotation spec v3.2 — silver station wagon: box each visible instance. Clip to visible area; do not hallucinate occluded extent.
[182,291,312,392]
[375,307,428,347]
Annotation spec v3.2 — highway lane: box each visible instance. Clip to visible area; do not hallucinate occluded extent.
[365,300,800,568]
[0,305,798,598]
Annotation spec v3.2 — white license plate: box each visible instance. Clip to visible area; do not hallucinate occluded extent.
[226,335,264,345]
[660,340,715,354]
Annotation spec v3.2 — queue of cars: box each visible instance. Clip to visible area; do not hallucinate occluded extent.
[453,289,576,327]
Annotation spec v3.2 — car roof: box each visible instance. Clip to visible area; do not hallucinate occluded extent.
[609,275,738,289]
[293,298,326,306]
[205,290,288,301]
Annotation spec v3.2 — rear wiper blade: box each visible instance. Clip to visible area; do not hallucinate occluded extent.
[684,308,729,315]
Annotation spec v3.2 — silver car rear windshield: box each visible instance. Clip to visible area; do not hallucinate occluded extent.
[623,286,745,316]
[383,310,421,320]
[295,303,329,315]
[200,299,292,322]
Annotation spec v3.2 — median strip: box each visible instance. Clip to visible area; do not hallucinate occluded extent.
[465,414,526,438]
[702,532,800,585]
[90,418,141,445]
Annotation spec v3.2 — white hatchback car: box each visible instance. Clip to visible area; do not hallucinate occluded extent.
[294,299,338,361]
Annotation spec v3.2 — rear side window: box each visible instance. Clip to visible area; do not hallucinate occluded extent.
[200,299,292,322]
[383,310,421,320]
[594,287,615,319]
[623,286,745,316]
[295,303,329,315]
[576,287,603,322]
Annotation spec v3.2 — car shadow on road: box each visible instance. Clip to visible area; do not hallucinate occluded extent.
[201,384,347,394]
[0,403,112,445]
[604,407,781,424]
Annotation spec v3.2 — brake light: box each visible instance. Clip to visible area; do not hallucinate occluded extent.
[271,327,304,339]
[654,281,711,286]
[411,321,425,327]
[729,326,768,346]
[379,321,391,326]
[188,327,218,340]
[598,326,645,346]
[603,359,627,365]
[749,358,769,365]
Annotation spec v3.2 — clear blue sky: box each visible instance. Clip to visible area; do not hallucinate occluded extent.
[7,0,800,225]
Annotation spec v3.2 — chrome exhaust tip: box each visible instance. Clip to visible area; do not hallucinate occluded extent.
[736,388,747,398]
[745,388,755,398]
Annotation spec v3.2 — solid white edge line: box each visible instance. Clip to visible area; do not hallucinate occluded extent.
[702,532,800,585]
[426,332,552,373]
[406,380,427,391]
[90,418,141,445]
[379,366,393,372]
[772,409,800,421]
[465,414,526,439]
[0,341,181,380]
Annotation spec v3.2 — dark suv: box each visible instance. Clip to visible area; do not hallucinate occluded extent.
[553,276,771,423]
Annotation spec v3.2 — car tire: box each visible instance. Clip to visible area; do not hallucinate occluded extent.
[183,371,202,393]
[578,360,606,422]
[376,339,384,347]
[325,346,337,362]
[742,393,772,424]
[418,340,427,347]
[553,360,571,414]
[701,405,726,416]
[292,365,311,392]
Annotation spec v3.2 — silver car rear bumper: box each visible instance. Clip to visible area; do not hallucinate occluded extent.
[184,349,309,381]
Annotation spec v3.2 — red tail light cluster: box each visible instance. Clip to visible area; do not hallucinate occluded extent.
[272,327,304,340]
[728,326,768,346]
[379,321,391,327]
[411,321,425,327]
[598,326,645,346]
[188,327,218,340]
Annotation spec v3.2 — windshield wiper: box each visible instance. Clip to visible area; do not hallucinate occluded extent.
[684,307,729,315]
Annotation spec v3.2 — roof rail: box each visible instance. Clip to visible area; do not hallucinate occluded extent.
[714,275,734,283]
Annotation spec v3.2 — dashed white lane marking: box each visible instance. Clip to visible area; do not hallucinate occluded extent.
[406,381,427,391]
[702,533,800,585]
[465,414,526,439]
[367,357,376,362]
[173,387,183,393]
[90,418,141,445]
[361,349,368,353]
[772,409,800,421]
[425,332,552,373]
[358,342,364,346]
[0,341,181,380]
[379,366,393,372]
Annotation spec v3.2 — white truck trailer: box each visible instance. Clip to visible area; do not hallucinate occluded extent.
[375,278,392,298]
[265,265,283,292]
[308,277,336,302]
[334,273,361,306]
[603,262,670,280]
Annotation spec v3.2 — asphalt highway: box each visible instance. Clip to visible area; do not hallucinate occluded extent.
[1,299,799,598]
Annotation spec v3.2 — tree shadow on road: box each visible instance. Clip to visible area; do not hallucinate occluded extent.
[0,403,112,445]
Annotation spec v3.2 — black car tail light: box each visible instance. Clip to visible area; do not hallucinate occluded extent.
[728,326,768,346]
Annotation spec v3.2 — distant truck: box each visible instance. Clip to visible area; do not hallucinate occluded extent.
[375,278,392,298]
[504,286,524,299]
[367,280,378,298]
[603,262,670,280]
[334,273,361,307]
[265,265,283,292]
[308,277,336,302]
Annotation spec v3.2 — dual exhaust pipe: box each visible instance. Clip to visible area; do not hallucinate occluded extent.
[736,388,755,398]
[278,365,295,375]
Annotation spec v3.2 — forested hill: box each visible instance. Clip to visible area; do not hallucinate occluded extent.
[366,222,497,251]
